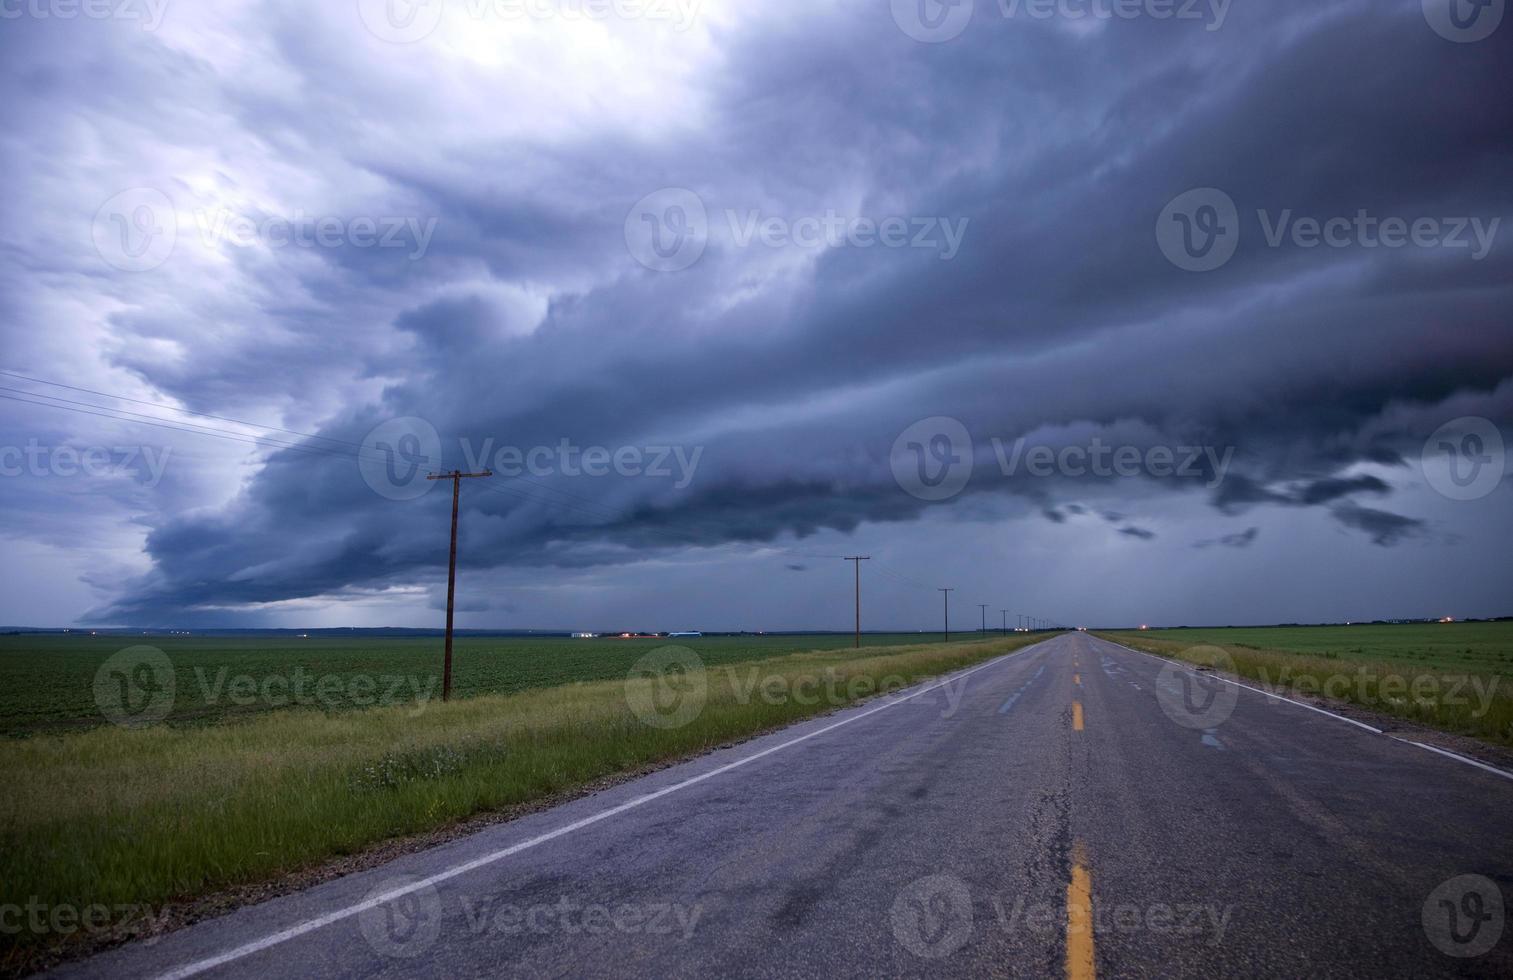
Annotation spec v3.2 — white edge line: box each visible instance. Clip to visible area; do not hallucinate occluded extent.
[154,644,1036,980]
[1102,638,1382,733]
[1096,637,1513,781]
[1397,739,1513,782]
[1206,671,1383,733]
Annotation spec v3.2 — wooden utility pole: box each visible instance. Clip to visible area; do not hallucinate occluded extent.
[427,469,493,701]
[1001,609,1008,635]
[843,557,870,648]
[978,604,988,634]
[939,588,954,642]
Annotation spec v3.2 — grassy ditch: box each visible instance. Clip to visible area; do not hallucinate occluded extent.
[1097,624,1511,747]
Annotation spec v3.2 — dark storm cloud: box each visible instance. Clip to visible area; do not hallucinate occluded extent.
[3,2,1507,624]
[1194,527,1260,549]
[1330,503,1426,547]
[1212,474,1290,512]
[1212,472,1417,542]
[1216,474,1392,511]
[1294,476,1392,507]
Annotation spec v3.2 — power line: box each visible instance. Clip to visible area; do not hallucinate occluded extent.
[0,371,619,508]
[0,392,356,461]
[0,385,372,459]
[0,379,624,521]
[871,559,935,592]
[0,369,369,451]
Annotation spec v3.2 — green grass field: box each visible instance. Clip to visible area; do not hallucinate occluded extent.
[1098,622,1513,746]
[0,632,979,736]
[0,632,1038,973]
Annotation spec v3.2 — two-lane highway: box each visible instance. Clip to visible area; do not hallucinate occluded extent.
[58,635,1513,979]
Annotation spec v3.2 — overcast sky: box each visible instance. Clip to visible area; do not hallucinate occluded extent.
[1,0,1509,631]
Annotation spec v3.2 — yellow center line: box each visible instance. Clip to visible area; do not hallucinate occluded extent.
[1072,701,1084,731]
[1074,673,1081,686]
[1066,842,1095,980]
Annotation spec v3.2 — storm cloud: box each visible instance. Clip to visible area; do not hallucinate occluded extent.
[1,0,1509,628]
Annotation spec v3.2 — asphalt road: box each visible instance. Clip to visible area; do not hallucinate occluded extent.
[57,634,1513,979]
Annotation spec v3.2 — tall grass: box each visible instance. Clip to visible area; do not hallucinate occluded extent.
[0,635,1037,971]
[1098,631,1512,746]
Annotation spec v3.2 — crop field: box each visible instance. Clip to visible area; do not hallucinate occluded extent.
[1098,622,1513,746]
[0,631,983,736]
